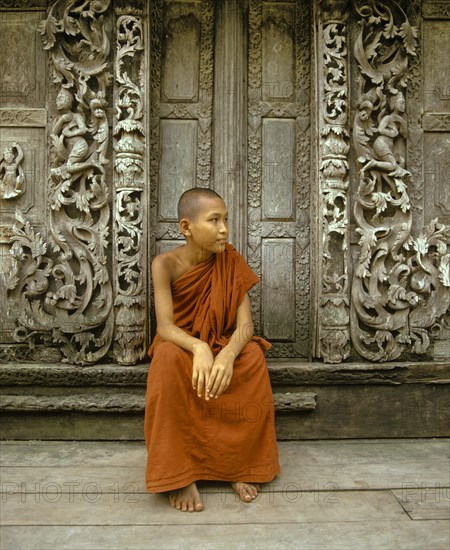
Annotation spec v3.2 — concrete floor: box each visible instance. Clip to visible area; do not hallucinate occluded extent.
[0,439,449,550]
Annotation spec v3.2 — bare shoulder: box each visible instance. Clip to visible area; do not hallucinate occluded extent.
[151,246,185,284]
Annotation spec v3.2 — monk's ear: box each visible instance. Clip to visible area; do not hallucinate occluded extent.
[179,218,191,236]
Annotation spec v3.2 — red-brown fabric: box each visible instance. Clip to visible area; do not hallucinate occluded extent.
[144,244,280,493]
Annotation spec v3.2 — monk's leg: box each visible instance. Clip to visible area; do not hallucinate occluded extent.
[231,482,260,503]
[169,482,203,512]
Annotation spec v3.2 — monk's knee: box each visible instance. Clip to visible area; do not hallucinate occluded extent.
[241,341,265,361]
[151,341,192,377]
[155,341,188,357]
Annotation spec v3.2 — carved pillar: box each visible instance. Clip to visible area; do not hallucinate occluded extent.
[315,0,351,363]
[213,0,248,251]
[112,2,148,365]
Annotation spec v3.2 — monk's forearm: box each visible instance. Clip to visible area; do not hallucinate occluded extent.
[222,321,254,360]
[157,323,207,354]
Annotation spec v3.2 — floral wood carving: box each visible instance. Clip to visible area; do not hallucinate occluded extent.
[113,7,147,365]
[351,0,450,362]
[317,0,351,363]
[5,0,113,364]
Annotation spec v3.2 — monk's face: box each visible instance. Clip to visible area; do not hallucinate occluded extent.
[184,196,228,254]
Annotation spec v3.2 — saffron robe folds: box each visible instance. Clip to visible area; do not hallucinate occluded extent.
[144,244,280,493]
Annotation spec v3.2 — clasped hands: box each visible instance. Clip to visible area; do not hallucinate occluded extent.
[191,341,234,400]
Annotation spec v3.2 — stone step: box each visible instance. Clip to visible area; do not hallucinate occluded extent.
[0,391,317,413]
[0,360,449,440]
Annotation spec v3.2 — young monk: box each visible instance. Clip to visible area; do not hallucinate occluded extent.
[144,187,280,512]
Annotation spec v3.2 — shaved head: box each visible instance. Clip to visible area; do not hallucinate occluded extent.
[177,187,224,221]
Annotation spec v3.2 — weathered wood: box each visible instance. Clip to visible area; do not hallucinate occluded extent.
[3,439,448,491]
[212,0,247,251]
[267,361,450,385]
[274,384,450,440]
[0,394,146,413]
[392,489,450,521]
[2,522,449,550]
[273,391,316,411]
[0,490,408,526]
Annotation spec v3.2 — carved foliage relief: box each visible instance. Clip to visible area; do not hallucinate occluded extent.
[5,0,114,364]
[350,0,450,362]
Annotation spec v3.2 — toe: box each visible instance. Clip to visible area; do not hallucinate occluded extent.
[194,497,203,511]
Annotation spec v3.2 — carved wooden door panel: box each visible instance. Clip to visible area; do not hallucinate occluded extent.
[150,0,313,359]
[245,0,312,359]
[149,0,215,259]
[1,1,116,365]
[0,8,48,352]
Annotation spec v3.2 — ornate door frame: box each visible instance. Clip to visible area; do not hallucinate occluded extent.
[1,0,449,366]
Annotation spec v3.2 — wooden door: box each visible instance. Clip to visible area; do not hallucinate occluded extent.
[149,0,312,358]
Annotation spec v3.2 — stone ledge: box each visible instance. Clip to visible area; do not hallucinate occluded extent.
[0,391,317,413]
[0,360,448,386]
[2,382,449,440]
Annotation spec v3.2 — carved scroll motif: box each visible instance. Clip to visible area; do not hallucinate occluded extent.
[113,7,147,365]
[317,0,351,363]
[5,0,113,364]
[351,0,450,362]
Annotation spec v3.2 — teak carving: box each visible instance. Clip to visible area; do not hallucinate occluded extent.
[5,0,114,364]
[0,142,26,200]
[317,0,351,363]
[113,6,147,365]
[1,0,448,365]
[350,0,450,362]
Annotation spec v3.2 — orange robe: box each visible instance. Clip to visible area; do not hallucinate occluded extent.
[144,244,280,493]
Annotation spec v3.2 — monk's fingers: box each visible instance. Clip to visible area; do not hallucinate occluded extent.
[205,369,219,398]
[192,367,199,392]
[214,374,232,398]
[206,365,225,397]
[209,368,231,398]
[196,371,206,398]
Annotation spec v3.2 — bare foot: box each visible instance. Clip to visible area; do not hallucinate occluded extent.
[231,482,260,503]
[169,482,203,512]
